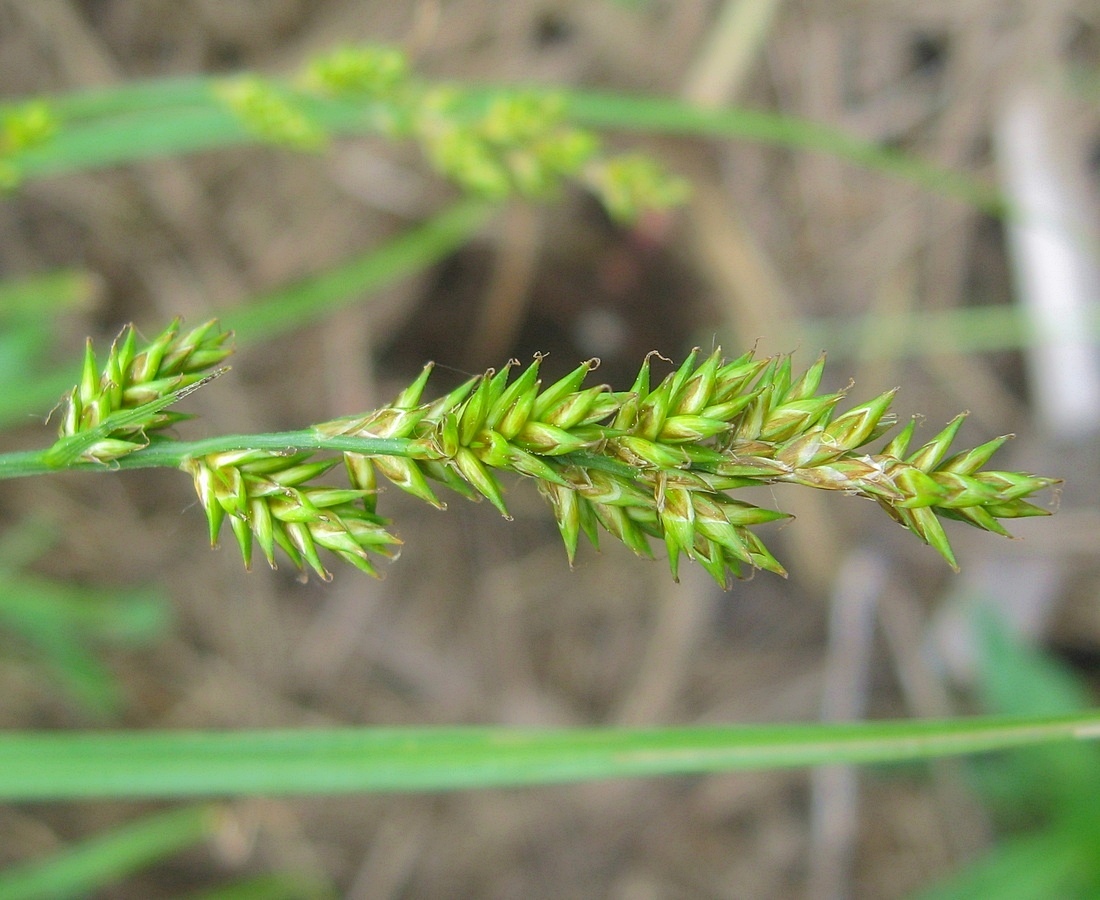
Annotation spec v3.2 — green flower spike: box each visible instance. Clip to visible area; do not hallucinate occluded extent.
[215,76,326,151]
[212,44,689,221]
[55,318,1043,583]
[303,45,410,99]
[417,92,603,202]
[49,319,231,465]
[184,450,400,580]
[317,348,1056,586]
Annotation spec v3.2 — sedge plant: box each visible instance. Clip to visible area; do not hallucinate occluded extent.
[0,40,1091,897]
[0,320,1089,813]
[0,318,1057,587]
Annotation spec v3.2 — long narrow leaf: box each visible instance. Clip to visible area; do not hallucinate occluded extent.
[222,198,495,344]
[183,873,335,900]
[0,270,96,321]
[911,827,1094,900]
[557,90,1003,213]
[0,713,1096,800]
[788,305,1100,359]
[0,201,490,428]
[0,270,98,428]
[14,106,249,179]
[0,805,220,900]
[8,75,998,210]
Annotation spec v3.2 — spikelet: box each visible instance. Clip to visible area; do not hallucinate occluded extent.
[50,319,232,465]
[184,450,400,580]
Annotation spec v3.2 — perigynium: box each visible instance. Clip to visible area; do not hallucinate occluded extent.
[41,321,1058,586]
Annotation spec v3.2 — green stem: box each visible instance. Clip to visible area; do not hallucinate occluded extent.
[0,432,412,480]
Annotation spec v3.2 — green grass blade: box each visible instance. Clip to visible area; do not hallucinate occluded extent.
[13,84,373,181]
[8,75,999,210]
[912,610,1100,900]
[0,576,169,645]
[0,521,168,718]
[0,805,220,900]
[0,574,170,717]
[973,606,1095,717]
[0,269,97,428]
[0,713,1095,800]
[787,305,1100,359]
[21,631,121,719]
[14,106,247,180]
[968,604,1100,823]
[15,96,371,181]
[0,270,97,321]
[557,90,1003,213]
[910,827,1095,900]
[222,198,495,344]
[0,368,77,431]
[183,873,335,900]
[0,200,490,426]
[42,77,214,122]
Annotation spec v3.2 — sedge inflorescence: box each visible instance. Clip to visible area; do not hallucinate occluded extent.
[213,45,690,222]
[47,320,1057,585]
[50,319,232,465]
[184,450,401,578]
[308,347,1054,585]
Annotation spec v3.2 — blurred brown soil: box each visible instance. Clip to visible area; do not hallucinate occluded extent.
[1,2,1098,898]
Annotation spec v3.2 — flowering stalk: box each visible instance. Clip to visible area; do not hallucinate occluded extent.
[22,322,1058,586]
